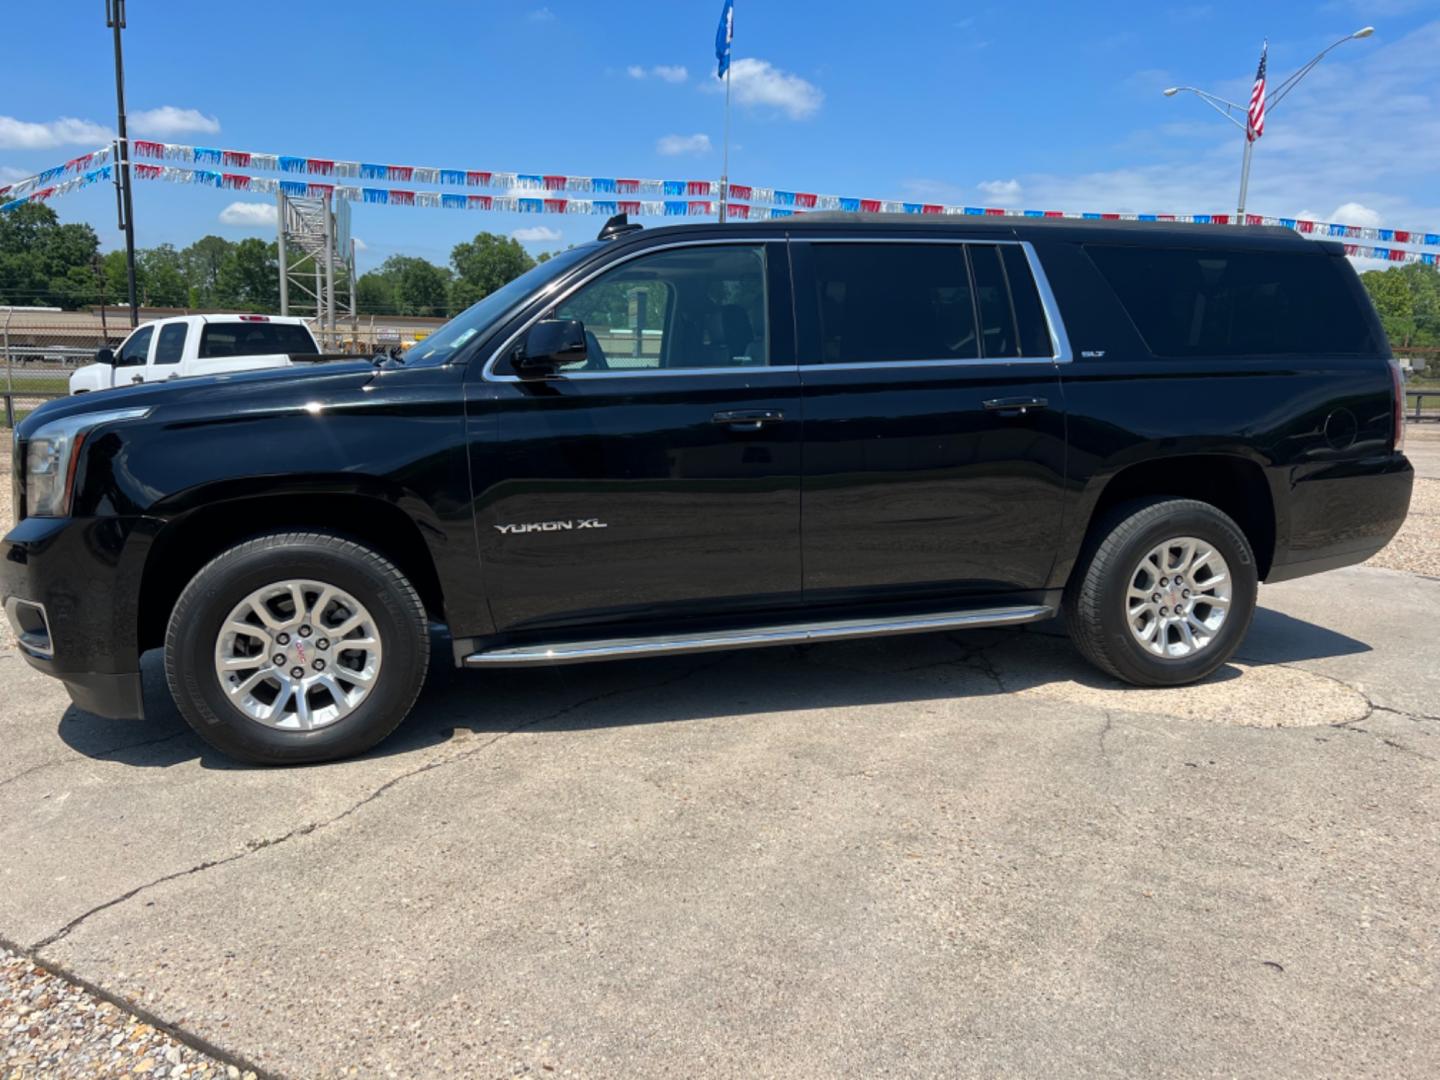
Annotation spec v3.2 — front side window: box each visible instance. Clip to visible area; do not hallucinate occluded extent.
[115,326,153,368]
[554,245,769,370]
[153,323,187,365]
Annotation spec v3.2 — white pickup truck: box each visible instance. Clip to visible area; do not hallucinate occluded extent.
[70,314,323,394]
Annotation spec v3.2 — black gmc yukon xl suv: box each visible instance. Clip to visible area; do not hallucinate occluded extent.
[3,216,1413,764]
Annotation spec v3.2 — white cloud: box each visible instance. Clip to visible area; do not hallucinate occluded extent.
[512,226,563,243]
[130,106,220,138]
[0,165,30,184]
[656,133,713,156]
[977,178,1023,205]
[528,6,554,21]
[629,64,689,83]
[708,58,823,120]
[218,201,277,228]
[0,115,113,150]
[1330,202,1383,228]
[352,237,368,251]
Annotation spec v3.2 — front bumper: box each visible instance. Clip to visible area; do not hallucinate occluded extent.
[2,513,158,720]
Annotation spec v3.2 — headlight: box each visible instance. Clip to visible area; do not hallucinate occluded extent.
[24,407,150,518]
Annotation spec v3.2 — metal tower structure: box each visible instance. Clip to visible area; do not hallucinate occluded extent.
[276,190,356,348]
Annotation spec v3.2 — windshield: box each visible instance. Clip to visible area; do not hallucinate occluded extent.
[400,242,602,365]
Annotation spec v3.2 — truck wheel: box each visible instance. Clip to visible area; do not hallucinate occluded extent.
[165,532,429,765]
[1064,498,1257,686]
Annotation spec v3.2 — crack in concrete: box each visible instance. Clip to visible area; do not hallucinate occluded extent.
[29,658,720,953]
[0,729,193,791]
[1097,711,1117,767]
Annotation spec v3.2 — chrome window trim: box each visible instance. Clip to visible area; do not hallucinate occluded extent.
[482,237,783,383]
[797,237,1071,367]
[481,234,1072,383]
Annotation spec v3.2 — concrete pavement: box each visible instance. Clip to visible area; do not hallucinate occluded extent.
[1,564,1436,1078]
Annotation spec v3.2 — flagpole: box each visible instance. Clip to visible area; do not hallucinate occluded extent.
[720,48,731,223]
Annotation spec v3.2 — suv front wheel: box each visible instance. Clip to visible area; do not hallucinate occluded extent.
[1064,498,1258,686]
[165,532,430,764]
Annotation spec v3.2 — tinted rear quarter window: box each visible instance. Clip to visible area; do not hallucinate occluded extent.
[1085,244,1379,357]
[200,322,318,359]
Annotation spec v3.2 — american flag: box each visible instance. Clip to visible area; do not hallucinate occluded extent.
[1248,42,1267,142]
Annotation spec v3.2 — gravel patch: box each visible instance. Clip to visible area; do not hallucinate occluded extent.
[1367,425,1440,578]
[2,945,247,1079]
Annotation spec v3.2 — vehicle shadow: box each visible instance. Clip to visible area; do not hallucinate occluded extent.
[56,606,1372,771]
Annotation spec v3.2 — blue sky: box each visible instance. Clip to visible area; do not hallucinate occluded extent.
[3,0,1438,274]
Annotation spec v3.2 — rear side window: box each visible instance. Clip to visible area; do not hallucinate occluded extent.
[1085,245,1380,358]
[1001,245,1054,358]
[153,323,187,365]
[809,244,977,364]
[805,242,1056,364]
[199,322,318,359]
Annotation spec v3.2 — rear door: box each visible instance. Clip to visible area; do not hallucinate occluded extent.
[473,239,803,635]
[144,321,188,382]
[793,237,1068,606]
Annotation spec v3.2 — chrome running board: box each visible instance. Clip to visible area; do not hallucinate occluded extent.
[463,604,1053,668]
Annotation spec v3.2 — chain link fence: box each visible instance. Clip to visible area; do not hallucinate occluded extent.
[0,319,110,426]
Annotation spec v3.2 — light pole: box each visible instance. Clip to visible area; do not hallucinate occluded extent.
[105,0,139,327]
[1164,26,1374,224]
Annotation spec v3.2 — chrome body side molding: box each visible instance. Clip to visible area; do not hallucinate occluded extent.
[463,605,1055,667]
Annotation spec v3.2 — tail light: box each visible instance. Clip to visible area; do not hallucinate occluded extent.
[238,315,271,322]
[1389,360,1406,454]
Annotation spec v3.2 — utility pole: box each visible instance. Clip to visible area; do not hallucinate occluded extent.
[106,0,139,327]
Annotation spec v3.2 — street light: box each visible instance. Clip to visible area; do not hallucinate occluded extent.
[1163,27,1376,224]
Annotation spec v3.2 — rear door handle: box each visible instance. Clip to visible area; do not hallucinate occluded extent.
[983,396,1048,417]
[712,409,784,430]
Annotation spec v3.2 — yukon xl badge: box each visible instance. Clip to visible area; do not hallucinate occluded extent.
[494,518,608,535]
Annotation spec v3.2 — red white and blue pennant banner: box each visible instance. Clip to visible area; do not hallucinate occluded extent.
[5,142,1440,260]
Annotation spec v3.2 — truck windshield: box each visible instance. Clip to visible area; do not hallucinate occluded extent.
[401,242,602,366]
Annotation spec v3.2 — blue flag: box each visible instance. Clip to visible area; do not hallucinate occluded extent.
[715,0,734,78]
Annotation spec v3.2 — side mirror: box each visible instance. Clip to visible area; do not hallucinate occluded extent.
[516,319,587,376]
[94,347,115,366]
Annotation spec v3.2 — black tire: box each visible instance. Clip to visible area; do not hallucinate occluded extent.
[165,532,429,765]
[1063,498,1258,686]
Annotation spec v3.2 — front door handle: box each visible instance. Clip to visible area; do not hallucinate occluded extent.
[983,396,1048,417]
[712,409,784,431]
[130,374,144,385]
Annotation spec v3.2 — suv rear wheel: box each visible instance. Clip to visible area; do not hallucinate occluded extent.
[165,532,429,764]
[1064,498,1258,686]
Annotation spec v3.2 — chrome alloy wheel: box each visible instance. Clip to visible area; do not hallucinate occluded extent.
[1124,537,1233,659]
[213,580,383,731]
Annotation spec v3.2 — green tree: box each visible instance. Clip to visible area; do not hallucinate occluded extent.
[449,232,534,310]
[356,269,395,314]
[0,203,100,309]
[181,235,234,307]
[215,238,279,312]
[139,244,188,307]
[100,250,144,309]
[356,255,451,316]
[1360,262,1440,351]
